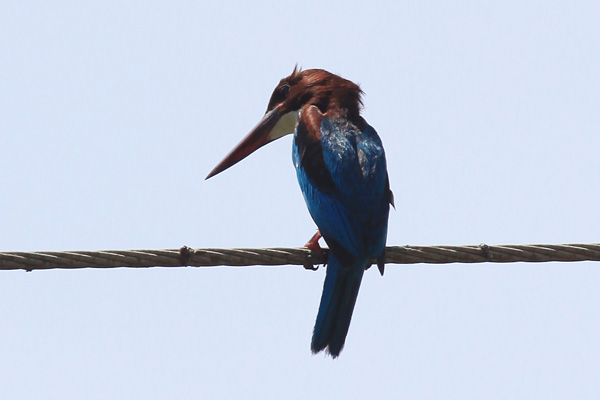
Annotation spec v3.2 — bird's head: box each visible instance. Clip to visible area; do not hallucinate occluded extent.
[206,67,363,179]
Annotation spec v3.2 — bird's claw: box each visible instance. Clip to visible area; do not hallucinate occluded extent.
[304,230,326,270]
[304,230,325,256]
[303,263,319,271]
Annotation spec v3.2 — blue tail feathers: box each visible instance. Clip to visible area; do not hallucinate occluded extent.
[311,252,368,357]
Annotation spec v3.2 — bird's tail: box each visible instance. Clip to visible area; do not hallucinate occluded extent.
[311,252,368,357]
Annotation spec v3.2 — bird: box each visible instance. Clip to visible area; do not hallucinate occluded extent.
[206,67,392,357]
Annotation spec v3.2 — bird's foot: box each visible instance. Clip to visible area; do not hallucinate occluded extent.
[304,230,324,254]
[303,230,325,270]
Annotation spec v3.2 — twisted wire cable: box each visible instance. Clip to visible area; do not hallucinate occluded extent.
[1,243,599,272]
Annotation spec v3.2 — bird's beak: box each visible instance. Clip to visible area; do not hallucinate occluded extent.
[205,106,298,179]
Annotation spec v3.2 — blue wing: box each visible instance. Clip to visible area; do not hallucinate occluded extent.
[293,109,389,260]
[292,106,390,356]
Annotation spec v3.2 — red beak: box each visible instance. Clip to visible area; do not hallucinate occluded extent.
[206,106,289,179]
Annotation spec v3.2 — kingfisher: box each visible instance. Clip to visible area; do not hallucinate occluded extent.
[206,67,392,357]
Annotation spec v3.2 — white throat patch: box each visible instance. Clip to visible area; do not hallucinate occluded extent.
[268,110,299,140]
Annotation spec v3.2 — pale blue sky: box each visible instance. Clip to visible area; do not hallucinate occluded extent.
[1,1,599,398]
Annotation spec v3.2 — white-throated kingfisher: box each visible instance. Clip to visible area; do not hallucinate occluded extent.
[206,67,392,357]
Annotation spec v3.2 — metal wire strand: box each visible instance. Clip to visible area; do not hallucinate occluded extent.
[1,243,599,272]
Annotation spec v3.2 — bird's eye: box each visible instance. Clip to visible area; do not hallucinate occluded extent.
[278,84,290,98]
[267,84,291,111]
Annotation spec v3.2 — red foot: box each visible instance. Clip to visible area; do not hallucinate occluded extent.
[304,230,327,270]
[304,230,323,255]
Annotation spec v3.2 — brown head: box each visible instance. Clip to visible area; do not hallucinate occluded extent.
[266,66,363,120]
[206,67,364,179]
